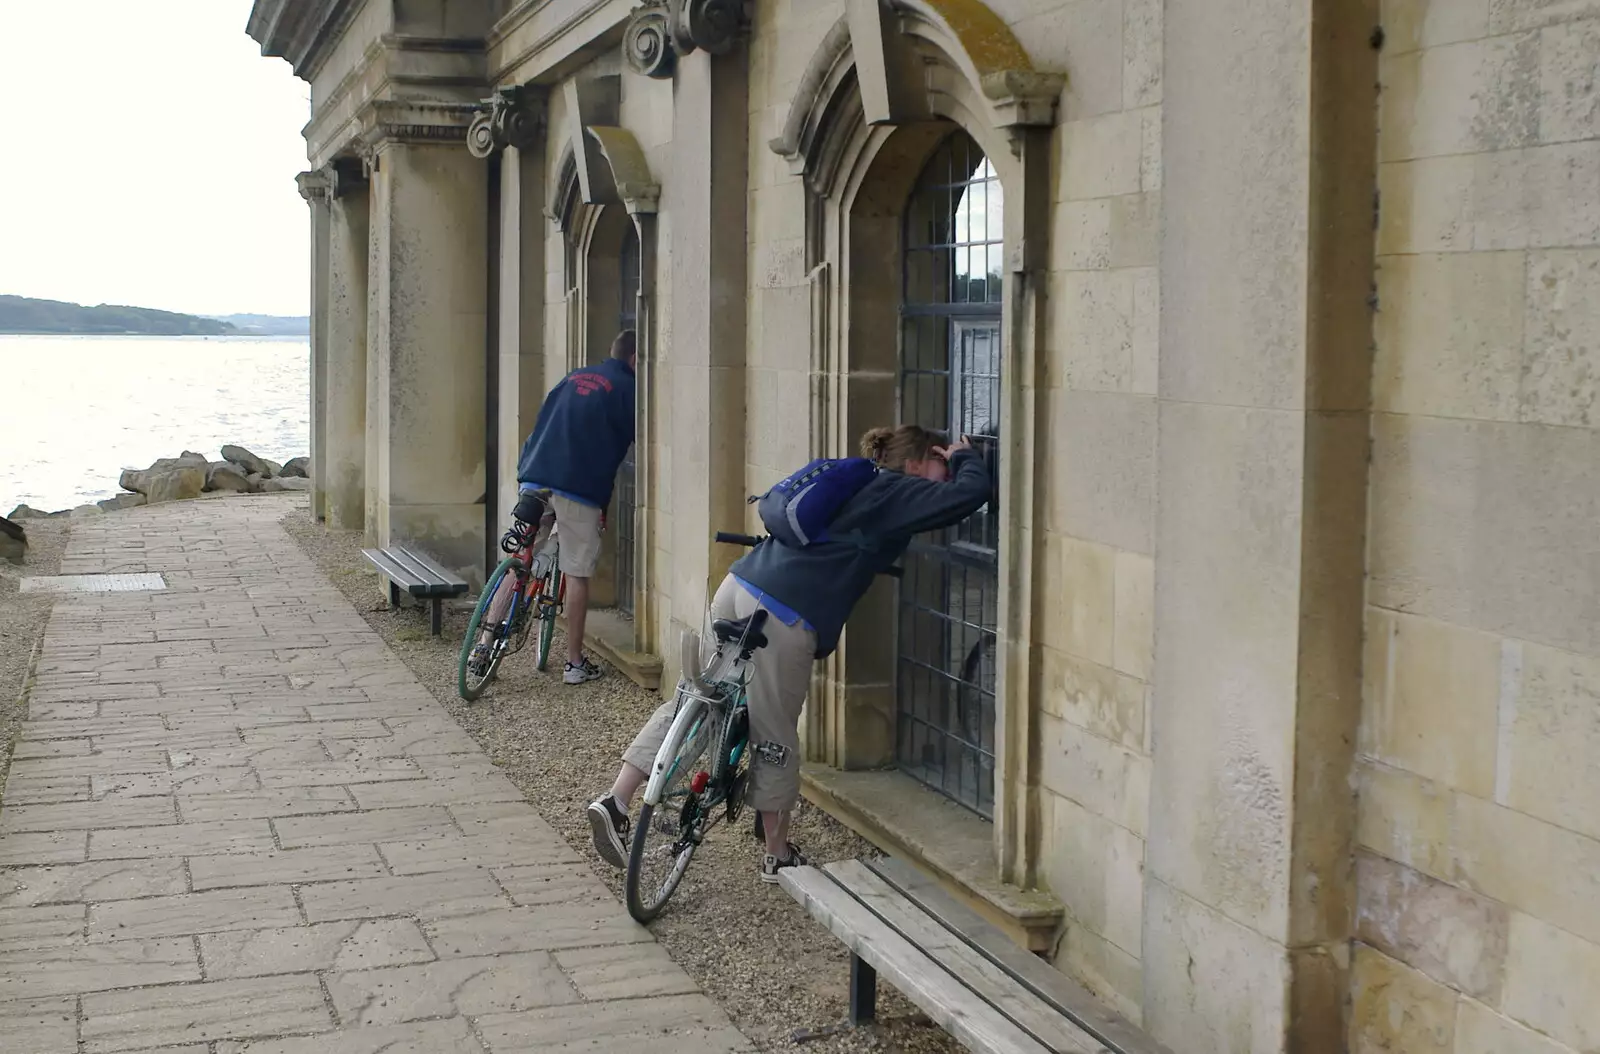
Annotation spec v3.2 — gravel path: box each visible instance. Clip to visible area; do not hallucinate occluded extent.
[0,516,69,791]
[281,505,963,1054]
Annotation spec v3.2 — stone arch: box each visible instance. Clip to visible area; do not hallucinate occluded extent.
[771,1,1063,187]
[782,0,1060,886]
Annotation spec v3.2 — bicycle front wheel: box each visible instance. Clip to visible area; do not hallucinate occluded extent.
[625,696,714,923]
[457,556,525,701]
[534,562,562,673]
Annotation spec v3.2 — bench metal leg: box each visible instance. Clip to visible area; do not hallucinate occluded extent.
[388,581,400,610]
[849,954,877,1026]
[793,954,880,1043]
[430,598,443,636]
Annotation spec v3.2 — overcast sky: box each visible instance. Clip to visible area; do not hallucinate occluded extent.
[0,2,310,317]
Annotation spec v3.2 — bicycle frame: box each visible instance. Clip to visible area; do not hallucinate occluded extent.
[643,628,754,809]
[494,515,564,628]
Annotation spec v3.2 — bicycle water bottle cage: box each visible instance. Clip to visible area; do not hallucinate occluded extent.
[712,610,769,653]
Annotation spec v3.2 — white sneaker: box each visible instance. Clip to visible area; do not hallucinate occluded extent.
[564,658,602,685]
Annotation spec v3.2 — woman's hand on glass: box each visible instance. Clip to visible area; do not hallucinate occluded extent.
[932,436,973,461]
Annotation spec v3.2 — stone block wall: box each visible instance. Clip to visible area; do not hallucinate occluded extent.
[1032,0,1162,1019]
[1356,1,1600,1051]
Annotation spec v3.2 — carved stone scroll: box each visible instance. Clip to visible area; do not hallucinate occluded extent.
[467,87,542,159]
[624,0,747,79]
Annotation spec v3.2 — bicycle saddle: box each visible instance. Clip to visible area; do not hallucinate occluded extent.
[712,609,769,652]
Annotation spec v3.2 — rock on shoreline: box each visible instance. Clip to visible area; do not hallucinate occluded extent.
[8,444,310,521]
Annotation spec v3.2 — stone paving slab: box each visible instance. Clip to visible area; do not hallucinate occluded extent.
[200,918,436,980]
[81,974,332,1052]
[0,995,78,1054]
[0,496,751,1052]
[476,995,749,1054]
[189,846,385,890]
[216,1017,485,1054]
[0,858,188,906]
[0,935,201,999]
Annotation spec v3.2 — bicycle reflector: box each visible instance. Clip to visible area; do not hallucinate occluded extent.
[690,771,710,794]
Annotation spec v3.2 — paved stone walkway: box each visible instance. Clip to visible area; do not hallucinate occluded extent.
[0,495,748,1053]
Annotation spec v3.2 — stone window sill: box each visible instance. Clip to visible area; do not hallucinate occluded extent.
[565,608,662,690]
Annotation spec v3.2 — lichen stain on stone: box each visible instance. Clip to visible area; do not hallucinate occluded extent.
[1198,698,1289,923]
[1468,32,1540,151]
[913,0,1035,71]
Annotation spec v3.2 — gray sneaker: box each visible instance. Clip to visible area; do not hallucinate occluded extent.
[587,795,629,870]
[564,658,602,685]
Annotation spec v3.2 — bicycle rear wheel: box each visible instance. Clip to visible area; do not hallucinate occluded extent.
[457,556,525,701]
[625,696,714,923]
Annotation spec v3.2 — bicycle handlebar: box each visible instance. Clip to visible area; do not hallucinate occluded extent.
[713,532,903,578]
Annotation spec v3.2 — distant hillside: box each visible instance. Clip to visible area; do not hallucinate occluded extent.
[206,313,311,336]
[0,295,236,336]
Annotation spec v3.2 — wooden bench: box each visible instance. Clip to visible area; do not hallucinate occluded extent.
[361,545,469,636]
[780,857,1172,1054]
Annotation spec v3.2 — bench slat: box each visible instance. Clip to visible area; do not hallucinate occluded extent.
[865,858,1171,1054]
[389,546,465,592]
[392,544,463,582]
[361,549,414,587]
[385,547,444,587]
[361,547,468,598]
[825,861,1106,1054]
[780,865,1054,1054]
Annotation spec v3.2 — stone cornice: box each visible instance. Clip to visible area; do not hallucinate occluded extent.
[295,168,331,204]
[295,158,369,202]
[487,0,562,51]
[248,0,365,82]
[300,33,491,168]
[356,99,481,156]
[488,0,632,87]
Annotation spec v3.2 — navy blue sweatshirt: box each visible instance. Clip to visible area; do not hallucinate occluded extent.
[515,357,635,508]
[730,449,991,658]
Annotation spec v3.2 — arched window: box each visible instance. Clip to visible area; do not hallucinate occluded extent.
[897,130,1003,818]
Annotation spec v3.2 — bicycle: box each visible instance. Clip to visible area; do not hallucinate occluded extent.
[624,531,900,923]
[457,495,564,701]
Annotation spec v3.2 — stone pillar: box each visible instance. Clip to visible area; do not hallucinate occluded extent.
[296,171,332,521]
[664,47,749,650]
[325,167,369,531]
[495,143,546,533]
[1143,1,1377,1051]
[365,135,489,581]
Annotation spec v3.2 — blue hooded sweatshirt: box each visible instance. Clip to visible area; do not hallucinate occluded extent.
[514,357,635,508]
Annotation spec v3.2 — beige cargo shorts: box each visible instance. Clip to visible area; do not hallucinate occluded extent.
[548,494,602,578]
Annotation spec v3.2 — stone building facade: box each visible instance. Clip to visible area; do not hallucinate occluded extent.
[249,1,1600,1051]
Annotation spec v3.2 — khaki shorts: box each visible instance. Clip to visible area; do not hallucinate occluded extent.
[549,494,602,578]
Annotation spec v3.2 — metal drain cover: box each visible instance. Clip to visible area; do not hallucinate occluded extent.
[19,573,167,594]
